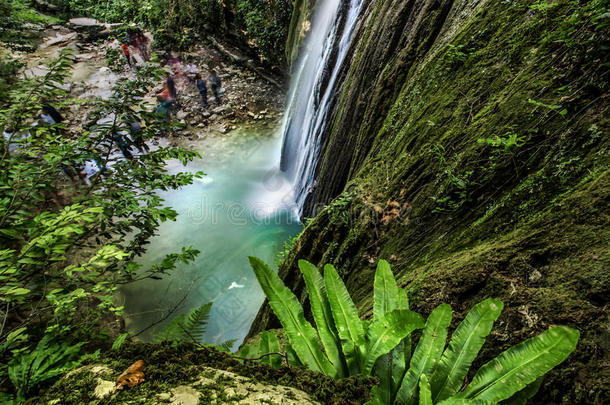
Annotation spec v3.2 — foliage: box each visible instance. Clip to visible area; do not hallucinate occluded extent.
[527,98,568,117]
[0,50,203,398]
[247,256,424,378]
[477,131,525,153]
[111,333,129,351]
[235,0,293,65]
[105,46,124,72]
[0,56,23,103]
[0,0,58,51]
[247,258,580,404]
[239,330,286,368]
[8,337,85,401]
[155,302,213,342]
[154,302,236,352]
[51,0,292,66]
[327,191,355,225]
[429,144,473,213]
[444,44,469,69]
[275,233,298,266]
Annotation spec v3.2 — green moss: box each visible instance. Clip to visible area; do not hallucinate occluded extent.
[35,342,375,404]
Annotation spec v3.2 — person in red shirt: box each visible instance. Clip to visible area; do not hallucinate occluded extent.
[121,43,131,68]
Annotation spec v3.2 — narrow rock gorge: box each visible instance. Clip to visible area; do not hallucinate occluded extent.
[250,0,609,402]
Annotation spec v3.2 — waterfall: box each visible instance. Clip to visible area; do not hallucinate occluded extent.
[279,0,365,217]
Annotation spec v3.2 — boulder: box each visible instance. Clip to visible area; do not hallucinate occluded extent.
[39,362,321,404]
[42,32,78,48]
[33,343,374,404]
[68,18,117,42]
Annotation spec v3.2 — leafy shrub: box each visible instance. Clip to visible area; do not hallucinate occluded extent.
[247,258,579,404]
[0,56,24,103]
[105,45,124,72]
[236,0,293,65]
[53,0,292,65]
[0,50,202,399]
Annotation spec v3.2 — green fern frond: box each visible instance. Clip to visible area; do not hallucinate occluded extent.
[155,302,212,343]
[154,313,187,342]
[182,302,212,342]
[218,339,237,353]
[8,337,84,401]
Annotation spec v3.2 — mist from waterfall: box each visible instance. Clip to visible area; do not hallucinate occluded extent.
[279,0,365,217]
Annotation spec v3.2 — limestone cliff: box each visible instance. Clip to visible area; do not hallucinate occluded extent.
[250,0,609,403]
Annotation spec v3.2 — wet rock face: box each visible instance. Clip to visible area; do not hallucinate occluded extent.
[304,0,465,215]
[251,0,609,402]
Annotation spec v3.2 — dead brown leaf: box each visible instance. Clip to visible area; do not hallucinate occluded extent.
[114,360,146,391]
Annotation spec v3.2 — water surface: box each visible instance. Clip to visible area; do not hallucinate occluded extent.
[119,126,301,348]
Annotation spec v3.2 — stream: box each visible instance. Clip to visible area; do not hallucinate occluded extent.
[118,127,302,349]
[24,26,301,350]
[25,26,300,350]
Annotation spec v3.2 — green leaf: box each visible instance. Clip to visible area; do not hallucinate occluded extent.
[324,263,366,375]
[0,228,21,239]
[5,287,30,296]
[17,257,40,265]
[373,259,401,321]
[397,304,452,405]
[459,326,579,402]
[366,385,386,405]
[363,310,424,375]
[182,302,212,341]
[299,260,346,377]
[111,333,129,351]
[259,331,283,369]
[499,377,543,405]
[249,257,335,376]
[419,375,433,405]
[371,260,412,400]
[430,298,503,402]
[239,342,259,359]
[397,288,410,311]
[373,339,409,404]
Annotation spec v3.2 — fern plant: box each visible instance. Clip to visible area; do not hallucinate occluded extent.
[155,302,236,351]
[8,337,84,401]
[155,302,213,342]
[247,257,579,404]
[247,257,425,378]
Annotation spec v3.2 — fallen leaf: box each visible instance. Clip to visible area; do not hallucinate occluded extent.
[114,360,146,391]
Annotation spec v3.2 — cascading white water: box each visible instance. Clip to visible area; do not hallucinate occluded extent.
[280,0,365,217]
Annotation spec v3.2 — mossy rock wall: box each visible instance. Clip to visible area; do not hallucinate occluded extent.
[250,0,609,403]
